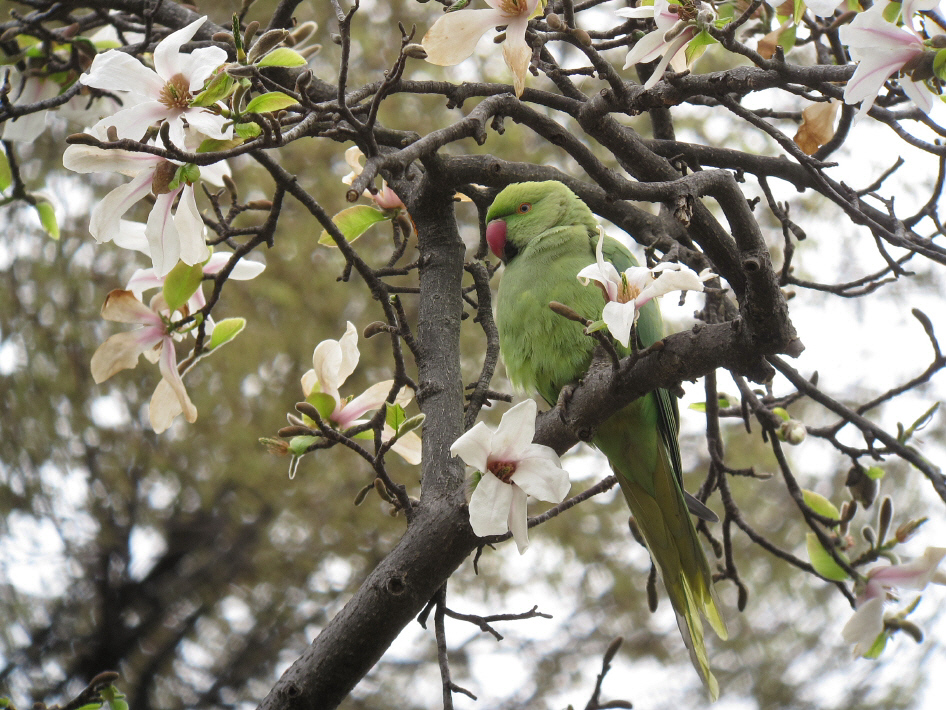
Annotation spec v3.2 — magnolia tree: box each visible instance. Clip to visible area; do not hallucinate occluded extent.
[2,0,946,708]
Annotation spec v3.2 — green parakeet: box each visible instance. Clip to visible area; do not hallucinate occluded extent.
[485,181,728,699]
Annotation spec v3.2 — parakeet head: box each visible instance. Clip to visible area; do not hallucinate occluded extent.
[484,181,598,263]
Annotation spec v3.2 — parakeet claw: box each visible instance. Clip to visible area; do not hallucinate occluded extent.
[554,383,576,424]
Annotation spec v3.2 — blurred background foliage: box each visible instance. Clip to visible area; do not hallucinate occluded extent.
[1,1,944,709]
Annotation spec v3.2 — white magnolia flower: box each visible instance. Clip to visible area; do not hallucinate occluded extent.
[842,547,946,657]
[839,2,936,121]
[80,16,229,145]
[90,289,197,433]
[451,399,570,554]
[302,322,421,464]
[127,250,265,331]
[63,143,229,276]
[577,231,713,348]
[618,0,713,90]
[1,73,60,142]
[422,0,542,97]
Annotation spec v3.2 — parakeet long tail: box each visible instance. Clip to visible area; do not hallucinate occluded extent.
[595,399,728,700]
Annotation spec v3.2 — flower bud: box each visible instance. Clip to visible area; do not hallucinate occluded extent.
[403,43,428,60]
[895,517,928,543]
[546,12,564,30]
[571,28,592,47]
[248,29,290,63]
[151,160,179,195]
[779,419,806,445]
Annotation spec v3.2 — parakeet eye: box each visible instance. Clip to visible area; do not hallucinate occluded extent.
[517,202,532,214]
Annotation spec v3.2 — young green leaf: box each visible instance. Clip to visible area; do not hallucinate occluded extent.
[235,121,262,139]
[191,70,234,107]
[386,402,407,431]
[163,261,204,313]
[802,489,841,520]
[319,205,388,245]
[684,29,717,66]
[305,392,337,423]
[208,317,246,350]
[0,149,11,192]
[289,435,318,456]
[244,91,298,114]
[806,533,849,581]
[35,200,59,239]
[257,47,308,67]
[866,466,885,480]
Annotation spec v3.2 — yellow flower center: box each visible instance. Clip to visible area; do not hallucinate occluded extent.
[497,0,533,18]
[616,272,642,304]
[488,460,517,483]
[159,73,192,110]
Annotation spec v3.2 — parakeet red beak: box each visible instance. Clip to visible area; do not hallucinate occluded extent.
[486,219,507,260]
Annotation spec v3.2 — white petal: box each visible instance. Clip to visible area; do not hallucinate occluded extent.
[185,107,232,140]
[90,327,164,382]
[804,0,841,16]
[174,185,209,266]
[90,170,154,244]
[508,484,530,554]
[336,321,360,385]
[450,421,493,473]
[841,597,885,657]
[63,144,161,177]
[115,221,152,256]
[389,427,422,465]
[468,470,514,537]
[640,264,706,302]
[146,191,182,277]
[126,268,164,299]
[151,336,197,432]
[624,29,670,69]
[422,9,505,66]
[153,16,210,79]
[94,101,173,140]
[616,7,657,19]
[178,45,228,91]
[602,300,637,348]
[512,447,570,503]
[196,158,231,187]
[901,76,935,115]
[82,50,164,96]
[100,289,164,325]
[336,380,394,427]
[502,16,532,97]
[491,399,537,461]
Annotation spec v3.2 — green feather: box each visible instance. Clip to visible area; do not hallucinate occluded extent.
[488,181,727,700]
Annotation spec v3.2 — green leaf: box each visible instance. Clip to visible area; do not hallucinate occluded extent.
[386,402,406,431]
[208,317,246,350]
[397,413,425,437]
[234,121,262,139]
[688,396,730,412]
[319,205,388,246]
[73,705,103,710]
[802,489,841,520]
[794,0,805,24]
[305,392,337,423]
[163,261,204,313]
[898,402,940,443]
[584,319,608,334]
[197,137,246,152]
[0,149,11,192]
[806,533,849,581]
[882,1,902,23]
[934,49,946,82]
[684,29,717,66]
[35,200,59,239]
[866,466,886,480]
[244,91,297,114]
[257,47,308,67]
[777,23,797,53]
[863,630,889,659]
[289,435,318,456]
[191,70,234,107]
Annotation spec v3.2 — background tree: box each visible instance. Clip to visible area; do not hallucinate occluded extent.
[1,0,945,709]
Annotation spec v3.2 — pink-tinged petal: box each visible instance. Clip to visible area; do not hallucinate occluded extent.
[387,426,422,465]
[100,289,165,325]
[468,469,514,537]
[335,380,395,427]
[841,596,885,657]
[127,268,165,299]
[82,50,164,96]
[641,29,693,90]
[450,421,493,473]
[174,185,209,266]
[602,300,637,348]
[336,321,360,385]
[146,191,182,277]
[114,221,151,255]
[151,336,197,432]
[184,108,232,140]
[153,16,210,79]
[90,170,154,243]
[502,16,532,97]
[667,28,698,73]
[202,252,265,279]
[422,8,506,66]
[507,484,530,554]
[90,326,164,382]
[64,143,162,177]
[901,76,935,115]
[93,100,174,140]
[512,447,570,503]
[624,28,670,69]
[491,399,537,462]
[869,547,946,590]
[903,0,940,33]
